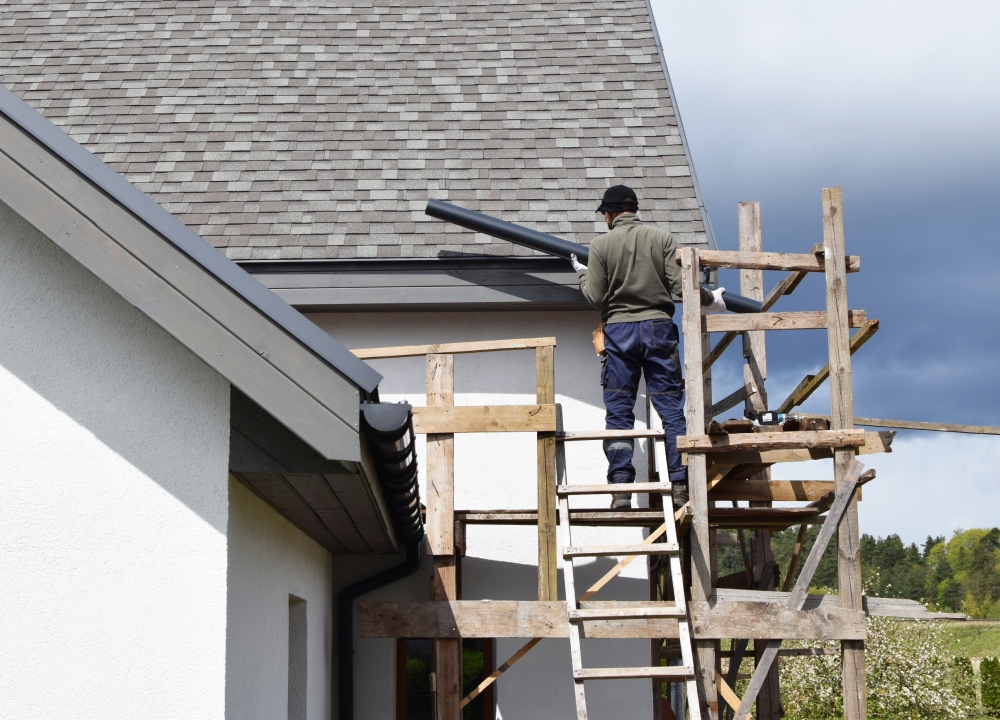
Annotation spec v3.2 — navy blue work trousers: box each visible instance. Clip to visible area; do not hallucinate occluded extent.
[601,318,688,485]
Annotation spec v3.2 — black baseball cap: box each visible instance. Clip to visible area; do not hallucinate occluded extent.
[596,184,639,214]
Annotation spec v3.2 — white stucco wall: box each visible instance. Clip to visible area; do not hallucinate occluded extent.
[226,477,335,720]
[0,200,232,718]
[311,311,661,720]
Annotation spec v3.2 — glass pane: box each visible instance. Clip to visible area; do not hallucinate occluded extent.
[405,639,432,720]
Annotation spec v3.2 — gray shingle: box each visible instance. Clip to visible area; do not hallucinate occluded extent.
[1,0,709,258]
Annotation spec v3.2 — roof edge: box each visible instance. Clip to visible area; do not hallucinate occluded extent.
[0,84,382,393]
[642,0,718,251]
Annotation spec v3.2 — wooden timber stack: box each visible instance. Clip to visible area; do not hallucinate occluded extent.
[352,188,966,720]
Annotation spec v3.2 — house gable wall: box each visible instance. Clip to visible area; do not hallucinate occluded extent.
[0,199,231,716]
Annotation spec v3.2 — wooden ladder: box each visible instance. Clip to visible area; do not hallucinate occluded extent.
[557,480,703,719]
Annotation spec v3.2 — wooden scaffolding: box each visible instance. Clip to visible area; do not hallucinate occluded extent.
[354,188,965,719]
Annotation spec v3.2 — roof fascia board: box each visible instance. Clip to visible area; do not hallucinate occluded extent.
[0,84,381,393]
[642,0,718,251]
[242,257,590,311]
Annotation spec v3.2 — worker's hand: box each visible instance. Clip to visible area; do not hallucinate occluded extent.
[570,253,587,272]
[704,287,727,313]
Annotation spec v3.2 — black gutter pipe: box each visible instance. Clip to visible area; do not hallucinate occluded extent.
[339,402,425,720]
[338,542,421,720]
[425,198,763,314]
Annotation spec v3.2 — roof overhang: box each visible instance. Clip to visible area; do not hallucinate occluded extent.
[241,256,591,312]
[0,85,399,553]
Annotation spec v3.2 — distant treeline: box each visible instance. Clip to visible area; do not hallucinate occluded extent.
[719,526,1000,618]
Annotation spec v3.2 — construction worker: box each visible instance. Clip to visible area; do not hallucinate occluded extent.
[571,185,724,509]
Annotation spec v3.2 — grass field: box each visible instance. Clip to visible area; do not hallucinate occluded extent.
[941,620,1000,658]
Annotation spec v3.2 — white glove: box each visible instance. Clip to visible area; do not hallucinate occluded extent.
[570,253,587,272]
[705,287,727,313]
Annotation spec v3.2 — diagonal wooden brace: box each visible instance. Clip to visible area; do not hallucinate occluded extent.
[732,459,865,720]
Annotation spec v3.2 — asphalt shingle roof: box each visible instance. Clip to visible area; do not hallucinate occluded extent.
[1,0,710,260]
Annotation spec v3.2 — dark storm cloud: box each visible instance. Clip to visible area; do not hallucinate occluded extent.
[650,1,1000,541]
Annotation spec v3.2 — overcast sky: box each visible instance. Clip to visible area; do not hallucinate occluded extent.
[650,0,1000,544]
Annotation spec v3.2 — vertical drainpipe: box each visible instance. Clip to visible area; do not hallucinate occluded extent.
[338,402,425,720]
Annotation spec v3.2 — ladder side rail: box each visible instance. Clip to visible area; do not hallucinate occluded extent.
[557,447,589,719]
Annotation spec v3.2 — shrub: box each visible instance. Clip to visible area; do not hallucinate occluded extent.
[950,656,978,713]
[983,657,1000,716]
[779,618,970,719]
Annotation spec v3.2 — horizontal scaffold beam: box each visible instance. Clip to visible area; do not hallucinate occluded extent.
[702,310,867,333]
[678,429,865,453]
[705,431,894,466]
[709,479,844,502]
[357,599,866,640]
[678,249,861,273]
[351,336,556,359]
[411,404,556,433]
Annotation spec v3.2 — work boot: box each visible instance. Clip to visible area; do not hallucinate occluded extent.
[671,483,689,510]
[611,492,632,510]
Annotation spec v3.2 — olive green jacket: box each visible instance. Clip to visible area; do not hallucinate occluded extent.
[577,214,694,324]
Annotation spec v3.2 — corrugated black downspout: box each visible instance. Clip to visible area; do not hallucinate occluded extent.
[338,402,424,720]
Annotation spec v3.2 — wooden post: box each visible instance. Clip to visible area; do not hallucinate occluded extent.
[536,345,558,601]
[822,187,866,720]
[738,201,780,720]
[738,202,767,419]
[681,247,718,720]
[426,353,461,720]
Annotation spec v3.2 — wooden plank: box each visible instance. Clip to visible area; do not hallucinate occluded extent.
[718,676,754,720]
[709,480,836,503]
[0,117,363,441]
[558,428,663,441]
[680,246,717,720]
[425,354,455,557]
[688,600,865,640]
[412,404,557,434]
[564,543,680,558]
[705,385,750,420]
[683,249,860,273]
[0,146,361,463]
[821,188,866,720]
[575,666,693,680]
[806,415,1000,436]
[357,601,681,639]
[358,598,865,641]
[351,336,556,359]
[536,345,558,602]
[703,310,867,333]
[739,202,768,426]
[775,319,880,414]
[706,430,893,465]
[570,606,685,620]
[558,482,673,496]
[456,509,667,526]
[426,355,460,720]
[678,429,865,453]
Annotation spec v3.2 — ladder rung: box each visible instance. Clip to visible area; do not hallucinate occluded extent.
[557,482,672,496]
[569,605,685,620]
[564,542,679,558]
[574,666,695,680]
